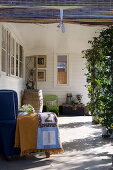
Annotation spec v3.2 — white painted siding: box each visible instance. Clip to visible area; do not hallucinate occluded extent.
[11,23,104,105]
[0,23,24,104]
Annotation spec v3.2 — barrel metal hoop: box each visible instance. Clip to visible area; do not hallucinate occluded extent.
[23,98,43,101]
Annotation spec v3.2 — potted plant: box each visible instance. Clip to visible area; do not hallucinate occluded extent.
[83,26,113,138]
[19,104,35,114]
[76,94,82,104]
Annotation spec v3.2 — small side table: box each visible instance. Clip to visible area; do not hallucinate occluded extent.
[62,103,89,116]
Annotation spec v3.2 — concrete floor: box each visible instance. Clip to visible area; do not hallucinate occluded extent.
[0,116,113,170]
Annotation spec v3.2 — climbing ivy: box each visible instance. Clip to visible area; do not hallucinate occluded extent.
[83,26,113,136]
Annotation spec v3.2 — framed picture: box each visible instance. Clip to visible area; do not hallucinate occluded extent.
[38,70,46,81]
[37,55,46,68]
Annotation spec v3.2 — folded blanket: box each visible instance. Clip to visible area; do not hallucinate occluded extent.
[15,113,63,156]
[15,113,38,156]
[37,112,63,153]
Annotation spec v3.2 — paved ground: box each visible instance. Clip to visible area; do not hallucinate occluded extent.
[0,116,113,170]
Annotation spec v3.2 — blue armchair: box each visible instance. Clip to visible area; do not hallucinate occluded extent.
[0,90,20,158]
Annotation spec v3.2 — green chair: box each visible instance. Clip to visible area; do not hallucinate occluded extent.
[44,95,59,116]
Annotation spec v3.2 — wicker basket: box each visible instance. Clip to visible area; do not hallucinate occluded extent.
[22,89,43,113]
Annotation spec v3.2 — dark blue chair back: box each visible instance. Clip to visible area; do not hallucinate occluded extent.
[0,90,18,120]
[0,90,20,157]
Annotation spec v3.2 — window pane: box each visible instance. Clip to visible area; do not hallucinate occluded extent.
[57,55,67,84]
[8,33,10,53]
[10,37,15,76]
[7,32,10,75]
[11,57,14,75]
[7,54,10,75]
[16,59,18,76]
[19,45,23,78]
[13,38,15,56]
[10,37,13,55]
[19,61,23,78]
[16,43,18,76]
[10,38,15,55]
[2,26,6,50]
[2,49,6,72]
[20,45,23,62]
[16,43,18,59]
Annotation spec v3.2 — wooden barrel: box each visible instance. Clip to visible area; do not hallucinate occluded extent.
[22,89,43,113]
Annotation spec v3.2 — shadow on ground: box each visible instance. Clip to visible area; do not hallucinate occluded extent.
[0,116,112,170]
[62,135,113,152]
[59,121,113,152]
[0,154,53,170]
[59,122,93,128]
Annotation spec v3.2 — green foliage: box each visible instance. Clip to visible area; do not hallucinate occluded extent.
[83,26,113,136]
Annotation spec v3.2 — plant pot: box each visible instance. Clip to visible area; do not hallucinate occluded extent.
[102,126,107,136]
[92,115,100,124]
[67,96,72,104]
[102,126,110,138]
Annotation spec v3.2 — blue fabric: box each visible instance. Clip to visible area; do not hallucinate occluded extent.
[0,90,20,157]
[0,120,20,156]
[37,127,61,149]
[0,90,18,120]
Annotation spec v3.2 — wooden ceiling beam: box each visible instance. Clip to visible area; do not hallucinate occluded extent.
[0,17,112,26]
[0,0,113,26]
[0,0,113,7]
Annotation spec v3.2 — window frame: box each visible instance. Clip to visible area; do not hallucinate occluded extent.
[7,30,11,76]
[1,26,7,74]
[19,45,23,78]
[16,42,19,77]
[10,36,15,77]
[54,53,69,87]
[1,24,24,79]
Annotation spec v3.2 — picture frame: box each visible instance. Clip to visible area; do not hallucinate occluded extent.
[38,69,46,81]
[37,55,46,68]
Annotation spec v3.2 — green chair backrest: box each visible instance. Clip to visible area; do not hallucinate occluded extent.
[44,95,58,102]
[44,95,59,116]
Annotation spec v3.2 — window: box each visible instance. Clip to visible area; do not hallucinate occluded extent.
[16,42,19,76]
[10,37,15,75]
[2,26,7,72]
[57,55,68,85]
[1,25,24,78]
[19,45,23,78]
[7,31,10,76]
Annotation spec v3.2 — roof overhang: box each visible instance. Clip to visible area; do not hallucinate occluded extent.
[0,0,113,26]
